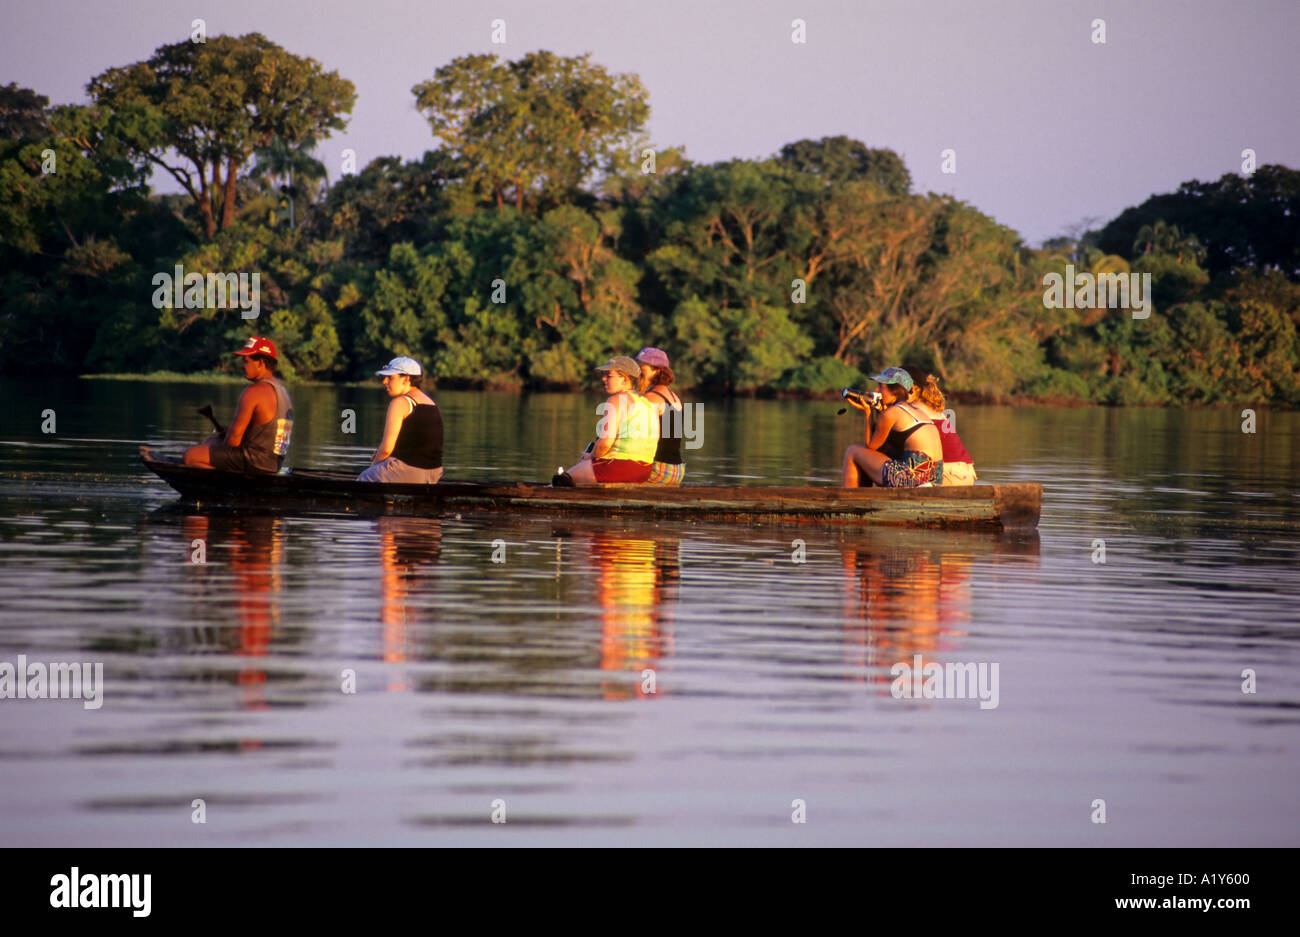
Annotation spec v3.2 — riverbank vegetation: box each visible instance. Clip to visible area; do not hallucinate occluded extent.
[2,36,1297,405]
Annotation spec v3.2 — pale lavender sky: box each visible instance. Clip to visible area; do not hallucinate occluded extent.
[4,0,1296,245]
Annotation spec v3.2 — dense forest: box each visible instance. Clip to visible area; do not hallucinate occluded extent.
[2,34,1297,405]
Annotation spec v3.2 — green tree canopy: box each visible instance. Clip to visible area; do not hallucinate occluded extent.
[0,83,51,139]
[88,33,355,239]
[312,150,465,262]
[776,136,911,195]
[1097,166,1300,280]
[413,51,650,213]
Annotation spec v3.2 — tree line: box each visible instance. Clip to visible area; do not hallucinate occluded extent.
[1,34,1297,406]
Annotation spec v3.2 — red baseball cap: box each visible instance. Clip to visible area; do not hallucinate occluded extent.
[233,336,278,359]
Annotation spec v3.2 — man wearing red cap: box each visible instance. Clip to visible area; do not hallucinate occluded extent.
[182,336,295,473]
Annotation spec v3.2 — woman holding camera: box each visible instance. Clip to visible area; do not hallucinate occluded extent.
[841,367,943,488]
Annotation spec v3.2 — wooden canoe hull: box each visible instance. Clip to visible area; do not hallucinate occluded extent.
[140,456,1042,530]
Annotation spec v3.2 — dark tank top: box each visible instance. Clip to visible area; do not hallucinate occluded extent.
[880,403,930,461]
[241,377,294,472]
[648,389,684,465]
[391,395,443,469]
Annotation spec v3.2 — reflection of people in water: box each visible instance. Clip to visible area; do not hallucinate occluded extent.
[840,542,972,689]
[377,516,442,692]
[585,531,679,700]
[182,513,284,735]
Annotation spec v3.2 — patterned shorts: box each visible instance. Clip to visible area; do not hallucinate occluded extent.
[646,462,686,486]
[881,451,943,488]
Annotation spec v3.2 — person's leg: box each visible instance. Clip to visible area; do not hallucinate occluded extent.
[841,446,862,486]
[646,462,685,486]
[360,457,440,483]
[861,450,888,486]
[357,459,388,482]
[591,459,653,484]
[566,459,598,485]
[842,445,888,487]
[184,445,215,468]
[183,435,228,469]
[940,461,975,485]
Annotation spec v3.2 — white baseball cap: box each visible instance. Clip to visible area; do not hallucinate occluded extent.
[376,356,422,377]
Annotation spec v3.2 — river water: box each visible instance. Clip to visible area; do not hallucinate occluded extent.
[1,378,1297,846]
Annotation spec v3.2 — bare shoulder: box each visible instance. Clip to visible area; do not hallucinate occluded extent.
[881,404,906,427]
[243,380,276,407]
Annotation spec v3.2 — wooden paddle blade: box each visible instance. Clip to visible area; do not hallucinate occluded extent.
[196,404,226,435]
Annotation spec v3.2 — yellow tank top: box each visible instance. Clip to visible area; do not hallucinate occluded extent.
[605,392,658,463]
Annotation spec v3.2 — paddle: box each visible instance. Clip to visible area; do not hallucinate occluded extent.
[197,404,227,437]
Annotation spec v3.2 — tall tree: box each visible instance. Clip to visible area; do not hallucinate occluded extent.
[413,51,650,213]
[88,33,355,238]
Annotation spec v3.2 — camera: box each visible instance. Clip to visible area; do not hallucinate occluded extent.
[842,388,884,410]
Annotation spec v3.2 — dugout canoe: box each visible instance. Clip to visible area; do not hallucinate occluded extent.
[139,454,1041,530]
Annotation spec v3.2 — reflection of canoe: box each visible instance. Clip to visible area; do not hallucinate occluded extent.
[140,455,1041,530]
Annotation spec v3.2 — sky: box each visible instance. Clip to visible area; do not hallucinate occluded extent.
[3,0,1297,246]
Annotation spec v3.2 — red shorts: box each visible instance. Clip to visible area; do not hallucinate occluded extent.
[591,458,653,483]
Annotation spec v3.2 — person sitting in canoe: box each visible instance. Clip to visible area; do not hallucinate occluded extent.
[841,366,943,488]
[178,336,294,473]
[903,366,977,485]
[635,346,686,486]
[552,356,659,486]
[358,356,443,484]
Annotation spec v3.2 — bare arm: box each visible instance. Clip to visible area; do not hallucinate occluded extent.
[866,406,899,452]
[225,383,271,447]
[866,407,881,443]
[372,397,413,464]
[592,393,623,459]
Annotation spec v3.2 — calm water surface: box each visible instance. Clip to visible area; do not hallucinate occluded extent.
[1,378,1297,846]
